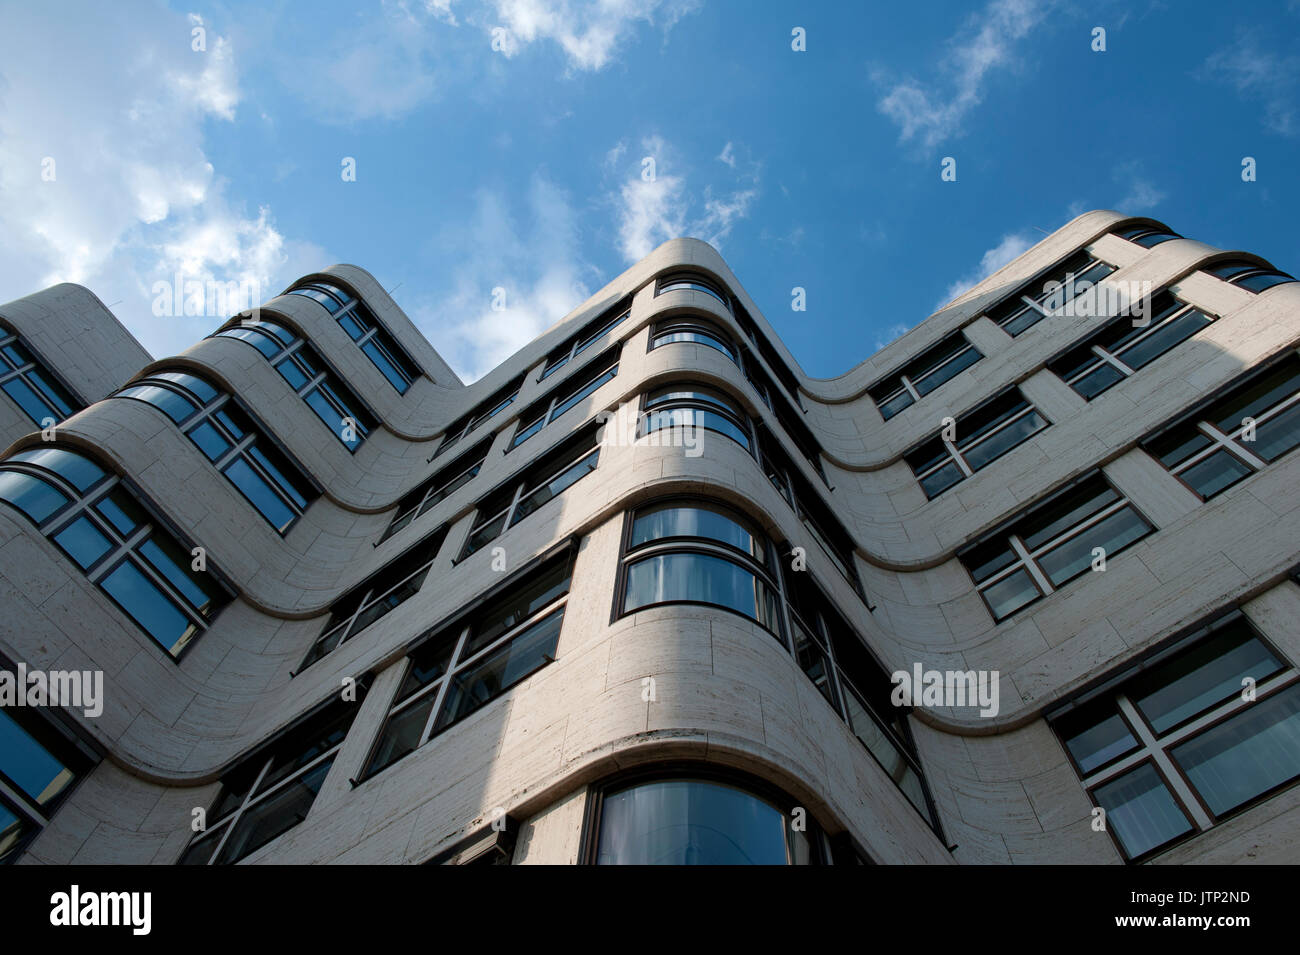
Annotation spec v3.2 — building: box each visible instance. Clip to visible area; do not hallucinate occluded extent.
[1,208,1298,866]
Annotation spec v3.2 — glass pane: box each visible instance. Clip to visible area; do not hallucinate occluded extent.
[1208,358,1300,433]
[653,329,737,363]
[154,370,218,404]
[366,695,438,776]
[0,806,36,863]
[1178,449,1253,499]
[510,449,599,526]
[53,515,112,569]
[188,420,231,461]
[0,709,76,806]
[1252,402,1300,462]
[1146,426,1214,469]
[1037,506,1151,587]
[434,609,564,731]
[347,566,431,638]
[1172,684,1300,817]
[1131,619,1282,734]
[214,758,333,864]
[630,503,764,560]
[117,384,197,423]
[1092,764,1193,859]
[139,535,220,615]
[919,460,963,498]
[1234,271,1294,293]
[962,411,1045,472]
[275,357,309,390]
[1119,310,1211,370]
[462,559,572,657]
[1055,698,1138,773]
[94,488,145,536]
[913,346,980,394]
[1001,305,1044,337]
[10,447,104,492]
[176,826,224,865]
[981,567,1040,621]
[0,470,68,523]
[100,560,195,656]
[3,377,59,425]
[596,779,790,865]
[247,444,310,509]
[224,457,296,531]
[1020,477,1117,550]
[362,339,410,393]
[877,389,914,419]
[304,389,361,450]
[1072,363,1125,400]
[623,552,779,632]
[511,417,545,448]
[643,407,750,451]
[463,511,507,556]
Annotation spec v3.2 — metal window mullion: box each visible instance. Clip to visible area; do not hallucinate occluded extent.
[207,755,274,865]
[1092,345,1134,376]
[83,522,151,585]
[298,369,327,399]
[1131,669,1299,755]
[38,488,99,538]
[1024,497,1132,564]
[1008,534,1053,595]
[238,445,302,515]
[1197,421,1267,470]
[955,405,1037,464]
[450,595,569,673]
[210,432,256,473]
[898,376,922,401]
[0,777,48,826]
[1114,694,1213,830]
[941,437,974,478]
[420,627,471,744]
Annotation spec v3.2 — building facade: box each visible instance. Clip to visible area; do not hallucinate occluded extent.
[2,208,1299,865]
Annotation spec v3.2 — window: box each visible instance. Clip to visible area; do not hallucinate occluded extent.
[640,383,753,453]
[613,498,935,829]
[620,500,781,634]
[905,387,1050,498]
[178,696,364,864]
[655,272,730,309]
[1201,259,1296,294]
[758,430,864,600]
[984,249,1118,336]
[0,702,96,864]
[1049,611,1300,861]
[381,440,489,544]
[213,319,377,451]
[513,347,619,448]
[587,773,821,865]
[1047,291,1215,400]
[868,331,983,420]
[649,316,738,365]
[360,553,573,780]
[116,369,317,533]
[288,281,422,393]
[1113,223,1182,247]
[540,300,629,380]
[460,426,600,559]
[0,326,83,429]
[433,374,524,459]
[734,300,803,409]
[959,472,1154,621]
[0,446,230,657]
[299,525,449,670]
[1142,351,1300,500]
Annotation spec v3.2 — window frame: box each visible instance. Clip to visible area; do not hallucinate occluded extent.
[983,249,1118,338]
[287,280,423,393]
[0,326,85,429]
[1047,610,1300,862]
[512,347,620,449]
[115,369,319,534]
[540,301,630,380]
[654,272,732,310]
[869,331,984,420]
[433,375,525,459]
[381,440,490,544]
[1113,223,1182,248]
[1201,258,1296,294]
[637,382,755,455]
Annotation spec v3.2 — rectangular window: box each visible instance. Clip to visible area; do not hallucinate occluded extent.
[289,282,423,393]
[0,330,84,429]
[1142,351,1300,500]
[0,701,96,864]
[117,370,318,533]
[904,387,1050,498]
[1049,611,1300,861]
[734,301,803,409]
[1047,291,1215,400]
[381,440,490,544]
[360,553,573,780]
[757,429,864,602]
[958,472,1154,621]
[513,347,619,448]
[540,300,629,379]
[460,426,601,560]
[177,696,364,864]
[434,374,525,458]
[984,249,1117,337]
[868,331,983,420]
[299,525,449,670]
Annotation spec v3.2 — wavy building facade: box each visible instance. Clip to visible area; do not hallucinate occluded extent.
[2,208,1299,865]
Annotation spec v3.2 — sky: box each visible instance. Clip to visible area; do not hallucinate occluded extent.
[0,0,1297,382]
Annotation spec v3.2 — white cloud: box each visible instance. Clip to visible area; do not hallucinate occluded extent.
[876,0,1050,150]
[940,231,1037,307]
[489,0,702,72]
[0,4,331,359]
[610,135,760,263]
[1203,32,1300,136]
[415,175,598,381]
[717,142,736,168]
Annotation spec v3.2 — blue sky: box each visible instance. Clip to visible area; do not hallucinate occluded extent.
[1,0,1297,381]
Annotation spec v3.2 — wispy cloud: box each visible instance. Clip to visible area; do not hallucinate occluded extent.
[416,175,597,381]
[1203,30,1300,136]
[1113,162,1166,212]
[609,135,760,262]
[0,4,327,358]
[939,230,1037,307]
[875,0,1051,151]
[487,0,702,71]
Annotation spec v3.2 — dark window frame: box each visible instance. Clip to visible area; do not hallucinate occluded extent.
[512,345,621,449]
[540,299,631,381]
[287,280,423,393]
[380,439,491,544]
[868,330,984,420]
[0,324,85,428]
